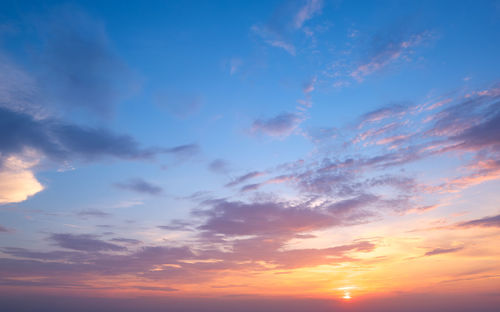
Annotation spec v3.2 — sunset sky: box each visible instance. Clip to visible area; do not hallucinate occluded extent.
[1,0,499,311]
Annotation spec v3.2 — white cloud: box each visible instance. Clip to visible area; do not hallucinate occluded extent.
[0,153,44,205]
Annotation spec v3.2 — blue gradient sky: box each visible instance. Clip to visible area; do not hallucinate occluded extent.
[0,0,499,310]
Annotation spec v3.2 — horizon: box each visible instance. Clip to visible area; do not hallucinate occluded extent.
[0,0,499,311]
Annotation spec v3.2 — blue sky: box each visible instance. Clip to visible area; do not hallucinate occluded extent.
[0,1,500,311]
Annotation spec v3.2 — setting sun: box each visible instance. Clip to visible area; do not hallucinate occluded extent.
[343,292,352,300]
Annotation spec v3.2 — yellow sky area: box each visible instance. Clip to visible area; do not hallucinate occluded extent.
[163,226,499,299]
[3,230,498,301]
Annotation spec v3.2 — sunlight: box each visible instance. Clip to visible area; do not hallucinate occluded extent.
[338,286,355,300]
[343,291,351,300]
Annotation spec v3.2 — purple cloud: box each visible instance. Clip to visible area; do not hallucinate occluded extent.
[50,233,126,252]
[457,214,500,228]
[77,209,111,218]
[425,246,463,256]
[225,171,266,187]
[197,200,336,237]
[252,112,303,137]
[0,107,166,163]
[327,194,378,215]
[208,159,230,174]
[110,238,142,245]
[115,178,163,195]
[157,220,193,231]
[293,0,323,29]
[351,31,433,81]
[39,7,135,117]
[196,198,375,239]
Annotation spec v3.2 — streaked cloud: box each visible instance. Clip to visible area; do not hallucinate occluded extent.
[115,178,163,195]
[50,233,126,252]
[225,171,266,187]
[457,214,500,228]
[293,0,323,30]
[208,159,230,174]
[251,112,303,137]
[351,31,433,81]
[424,246,463,256]
[0,107,163,162]
[77,209,111,218]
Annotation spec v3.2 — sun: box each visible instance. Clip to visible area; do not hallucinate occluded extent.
[337,286,355,300]
[342,291,352,300]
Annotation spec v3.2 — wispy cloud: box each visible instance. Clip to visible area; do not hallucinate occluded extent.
[457,214,500,228]
[251,0,324,55]
[251,112,303,137]
[208,159,230,174]
[115,178,163,195]
[0,107,165,162]
[38,6,137,117]
[225,171,266,187]
[351,31,433,81]
[293,0,323,29]
[425,246,463,256]
[110,237,142,245]
[50,233,126,252]
[77,209,111,218]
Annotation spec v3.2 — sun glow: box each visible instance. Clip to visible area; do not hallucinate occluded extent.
[338,286,356,300]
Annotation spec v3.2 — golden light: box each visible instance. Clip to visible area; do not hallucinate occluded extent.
[337,286,355,300]
[342,291,351,300]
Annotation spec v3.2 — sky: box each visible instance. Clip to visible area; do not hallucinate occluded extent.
[0,0,499,311]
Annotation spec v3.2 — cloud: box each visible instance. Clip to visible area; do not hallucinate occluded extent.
[225,171,266,187]
[50,233,126,252]
[302,76,317,94]
[229,58,243,75]
[452,111,500,151]
[358,103,408,126]
[424,246,463,256]
[0,196,377,289]
[196,198,371,238]
[38,6,136,117]
[239,174,293,193]
[251,25,297,55]
[0,107,160,162]
[157,220,193,231]
[110,238,142,245]
[456,214,500,228]
[251,0,323,55]
[0,54,43,115]
[0,225,9,232]
[293,0,323,29]
[115,178,163,195]
[351,31,432,81]
[252,112,303,137]
[77,209,111,218]
[209,159,229,174]
[267,40,296,55]
[0,154,43,205]
[163,144,200,160]
[327,194,378,216]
